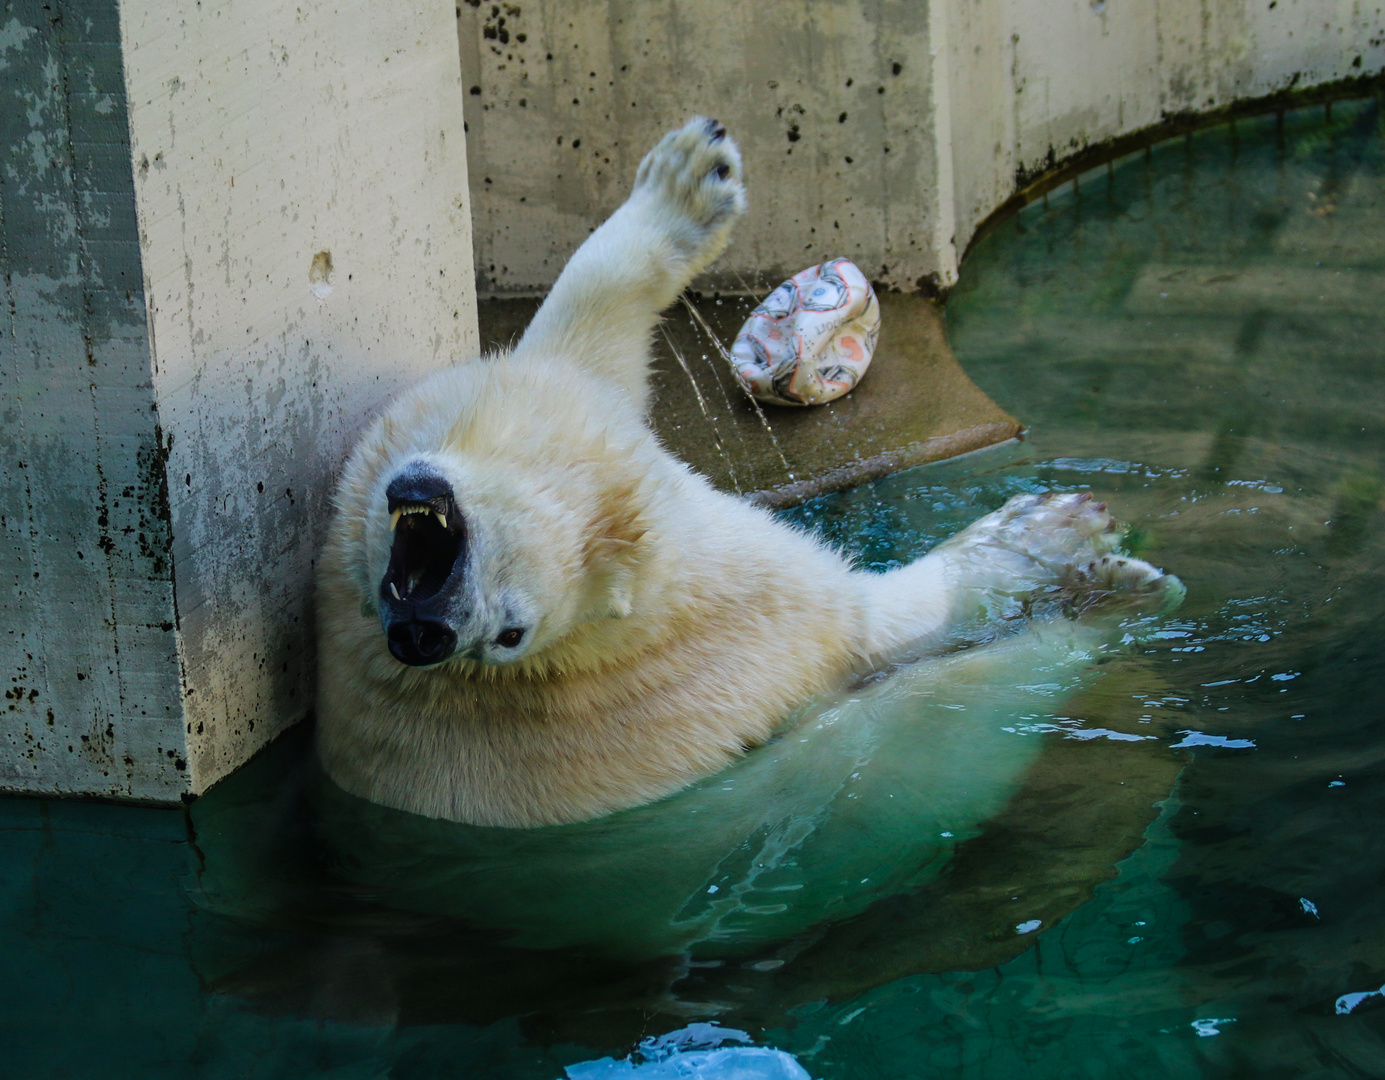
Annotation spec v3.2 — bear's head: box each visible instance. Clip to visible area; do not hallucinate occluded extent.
[363,447,649,671]
[322,358,657,675]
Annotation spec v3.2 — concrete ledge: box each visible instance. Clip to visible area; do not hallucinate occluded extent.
[478,292,1021,508]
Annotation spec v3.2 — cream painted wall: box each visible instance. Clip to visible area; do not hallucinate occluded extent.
[459,0,1385,295]
[123,0,479,794]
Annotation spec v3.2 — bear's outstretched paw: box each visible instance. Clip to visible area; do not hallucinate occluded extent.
[1065,553,1187,616]
[940,492,1120,575]
[632,116,747,266]
[939,491,1184,615]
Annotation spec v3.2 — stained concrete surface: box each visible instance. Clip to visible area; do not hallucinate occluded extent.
[478,291,1022,508]
[459,0,1385,296]
[458,0,950,294]
[0,0,477,802]
[0,0,183,800]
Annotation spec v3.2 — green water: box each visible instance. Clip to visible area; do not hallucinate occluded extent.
[6,98,1385,1077]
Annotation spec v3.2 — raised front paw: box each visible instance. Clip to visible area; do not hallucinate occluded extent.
[632,116,747,269]
[939,491,1184,616]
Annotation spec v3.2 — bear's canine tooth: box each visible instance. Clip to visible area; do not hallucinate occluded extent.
[389,582,401,600]
[389,508,403,531]
[434,512,447,530]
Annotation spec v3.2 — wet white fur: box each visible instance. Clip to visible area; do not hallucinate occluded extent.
[315,119,1182,827]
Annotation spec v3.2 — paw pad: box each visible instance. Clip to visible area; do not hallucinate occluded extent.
[631,117,747,264]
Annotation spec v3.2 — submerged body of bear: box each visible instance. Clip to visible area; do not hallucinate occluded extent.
[315,119,1183,827]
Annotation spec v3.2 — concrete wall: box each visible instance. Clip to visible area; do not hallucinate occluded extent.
[1,0,477,801]
[459,0,1385,296]
[1,0,182,798]
[458,0,951,295]
[945,0,1385,259]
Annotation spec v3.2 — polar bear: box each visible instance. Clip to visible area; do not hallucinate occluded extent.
[315,118,1184,828]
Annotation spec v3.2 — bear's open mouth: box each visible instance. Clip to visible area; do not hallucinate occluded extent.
[382,495,466,604]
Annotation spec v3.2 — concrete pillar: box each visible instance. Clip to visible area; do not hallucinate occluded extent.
[1,0,476,802]
[459,0,1385,297]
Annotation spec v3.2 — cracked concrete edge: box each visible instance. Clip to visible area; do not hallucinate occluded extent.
[747,427,1024,511]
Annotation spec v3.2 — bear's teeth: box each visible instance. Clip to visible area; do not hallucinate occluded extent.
[434,511,447,530]
[389,582,401,601]
[389,505,438,530]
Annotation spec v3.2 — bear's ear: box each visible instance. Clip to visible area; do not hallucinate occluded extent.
[589,476,649,549]
[585,478,648,619]
[593,552,636,619]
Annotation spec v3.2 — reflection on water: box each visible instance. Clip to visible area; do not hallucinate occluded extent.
[191,609,1177,1038]
[563,1023,810,1078]
[305,637,1054,963]
[7,97,1385,1078]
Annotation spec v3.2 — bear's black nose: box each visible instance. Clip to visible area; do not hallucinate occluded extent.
[386,461,452,511]
[387,619,458,666]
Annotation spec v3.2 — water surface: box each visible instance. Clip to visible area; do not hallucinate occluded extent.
[5,98,1385,1078]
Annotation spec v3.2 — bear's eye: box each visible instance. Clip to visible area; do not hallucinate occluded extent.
[495,628,525,648]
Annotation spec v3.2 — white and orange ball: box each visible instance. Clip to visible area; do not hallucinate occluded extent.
[730,258,880,406]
